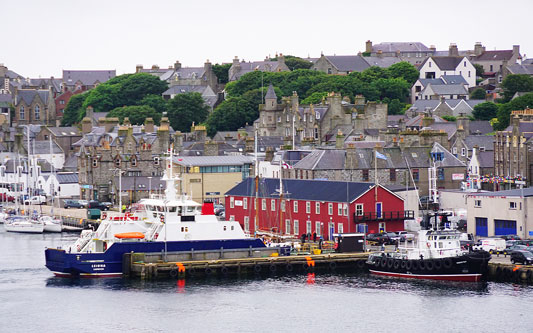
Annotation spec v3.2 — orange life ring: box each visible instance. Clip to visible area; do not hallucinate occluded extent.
[426,242,431,248]
[101,212,107,220]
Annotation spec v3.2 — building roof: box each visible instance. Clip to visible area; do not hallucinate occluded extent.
[55,173,79,184]
[372,42,430,53]
[464,135,494,151]
[424,56,464,71]
[16,89,50,105]
[362,56,402,68]
[477,151,494,169]
[475,50,514,61]
[469,121,493,135]
[265,84,277,99]
[24,140,63,154]
[324,55,370,72]
[506,64,533,75]
[62,70,116,86]
[182,141,240,156]
[470,187,533,198]
[293,150,345,170]
[226,177,386,203]
[426,84,468,95]
[46,126,81,137]
[441,75,468,85]
[117,176,166,191]
[172,155,253,167]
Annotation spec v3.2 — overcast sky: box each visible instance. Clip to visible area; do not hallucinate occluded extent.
[2,0,532,78]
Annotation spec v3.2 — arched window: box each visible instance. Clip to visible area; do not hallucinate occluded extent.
[35,105,40,120]
[20,106,25,119]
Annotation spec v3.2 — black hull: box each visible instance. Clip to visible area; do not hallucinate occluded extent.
[366,251,491,282]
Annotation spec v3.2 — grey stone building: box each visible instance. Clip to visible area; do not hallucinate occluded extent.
[12,87,57,126]
[257,85,387,146]
[75,115,181,203]
[228,56,289,81]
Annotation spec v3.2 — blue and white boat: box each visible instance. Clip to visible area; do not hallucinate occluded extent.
[45,153,266,278]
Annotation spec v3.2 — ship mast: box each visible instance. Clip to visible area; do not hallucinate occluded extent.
[254,128,259,235]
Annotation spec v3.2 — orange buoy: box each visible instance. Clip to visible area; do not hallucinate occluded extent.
[114,232,145,239]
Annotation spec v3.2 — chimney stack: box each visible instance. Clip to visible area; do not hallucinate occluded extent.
[365,40,372,53]
[449,43,459,57]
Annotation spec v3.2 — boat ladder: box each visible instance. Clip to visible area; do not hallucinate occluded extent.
[145,223,161,241]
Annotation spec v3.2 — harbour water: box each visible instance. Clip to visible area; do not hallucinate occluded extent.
[1,227,533,332]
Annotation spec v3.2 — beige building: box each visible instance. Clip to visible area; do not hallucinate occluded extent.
[172,155,254,204]
[467,188,533,239]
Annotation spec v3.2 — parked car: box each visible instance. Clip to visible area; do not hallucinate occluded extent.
[18,194,30,203]
[397,231,415,241]
[24,195,46,205]
[78,200,89,208]
[510,250,533,265]
[88,200,109,211]
[474,238,506,253]
[500,235,521,241]
[100,202,113,210]
[367,232,396,245]
[504,244,528,255]
[0,193,15,202]
[214,204,224,215]
[64,199,83,209]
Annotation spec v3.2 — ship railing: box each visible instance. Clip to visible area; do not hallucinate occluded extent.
[145,222,161,241]
[72,230,93,253]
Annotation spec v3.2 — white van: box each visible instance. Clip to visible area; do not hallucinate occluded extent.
[475,238,506,253]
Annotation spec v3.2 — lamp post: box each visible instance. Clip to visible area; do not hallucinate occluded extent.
[148,176,152,199]
[110,168,123,211]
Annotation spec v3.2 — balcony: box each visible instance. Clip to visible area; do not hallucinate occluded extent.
[353,210,415,223]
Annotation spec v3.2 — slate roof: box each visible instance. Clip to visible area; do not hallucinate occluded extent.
[163,85,206,95]
[24,140,63,154]
[362,56,402,68]
[423,57,464,70]
[469,121,493,135]
[522,59,533,65]
[293,150,345,170]
[431,142,466,167]
[387,115,408,126]
[265,84,277,99]
[0,94,12,106]
[475,50,514,61]
[172,155,253,167]
[56,173,79,184]
[46,127,81,137]
[161,67,205,81]
[117,176,166,191]
[229,60,285,81]
[441,75,467,85]
[235,136,285,152]
[372,42,430,53]
[409,100,441,112]
[464,135,494,151]
[28,78,62,92]
[62,155,78,171]
[226,177,379,203]
[62,70,116,86]
[182,142,240,156]
[426,84,468,95]
[506,64,533,75]
[477,151,494,169]
[16,89,50,105]
[324,55,370,72]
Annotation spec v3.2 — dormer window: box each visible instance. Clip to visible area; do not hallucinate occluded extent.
[316,112,320,120]
[34,105,40,120]
[20,106,25,119]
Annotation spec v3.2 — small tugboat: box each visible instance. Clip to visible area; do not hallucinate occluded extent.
[367,212,491,282]
[45,152,267,277]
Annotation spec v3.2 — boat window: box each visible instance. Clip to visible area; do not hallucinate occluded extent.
[181,227,184,232]
[185,227,188,232]
[146,205,153,211]
[186,206,195,213]
[177,207,182,215]
[157,206,164,212]
[231,226,234,230]
[168,206,177,213]
[439,242,443,248]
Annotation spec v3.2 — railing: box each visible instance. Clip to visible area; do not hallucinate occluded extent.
[353,210,415,223]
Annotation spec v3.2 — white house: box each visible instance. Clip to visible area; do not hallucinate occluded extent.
[419,83,469,101]
[418,56,476,88]
[44,172,79,198]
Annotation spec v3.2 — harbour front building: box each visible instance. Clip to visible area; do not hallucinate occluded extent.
[225,178,413,240]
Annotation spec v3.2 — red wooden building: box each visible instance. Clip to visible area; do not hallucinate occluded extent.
[225,178,413,240]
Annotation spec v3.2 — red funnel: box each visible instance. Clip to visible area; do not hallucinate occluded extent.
[202,202,215,215]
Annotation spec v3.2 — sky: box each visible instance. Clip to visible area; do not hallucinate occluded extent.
[2,0,532,78]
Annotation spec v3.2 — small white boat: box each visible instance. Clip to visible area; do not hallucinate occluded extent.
[40,216,63,233]
[4,216,44,233]
[0,211,8,224]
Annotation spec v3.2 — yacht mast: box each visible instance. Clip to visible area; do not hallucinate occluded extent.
[254,127,259,234]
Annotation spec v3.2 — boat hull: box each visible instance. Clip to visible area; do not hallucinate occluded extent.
[45,238,267,278]
[5,223,44,233]
[367,251,491,282]
[44,223,62,233]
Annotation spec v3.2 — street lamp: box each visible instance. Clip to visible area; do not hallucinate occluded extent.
[148,176,152,198]
[110,168,123,211]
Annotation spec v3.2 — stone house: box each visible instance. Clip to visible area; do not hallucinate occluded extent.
[228,56,289,81]
[35,126,82,158]
[12,87,57,126]
[311,54,370,75]
[75,116,180,203]
[364,41,435,66]
[257,85,387,146]
[62,70,116,92]
[471,44,521,83]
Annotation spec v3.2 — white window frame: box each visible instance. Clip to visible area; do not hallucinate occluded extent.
[356,204,364,216]
[306,220,312,234]
[230,197,235,208]
[262,199,266,211]
[343,204,348,216]
[294,220,299,236]
[315,202,320,214]
[271,199,275,211]
[328,203,333,215]
[338,203,343,216]
[281,200,285,212]
[306,201,311,214]
[315,222,321,236]
[510,202,517,210]
[474,200,481,208]
[338,223,344,234]
[244,216,250,232]
[461,148,466,156]
[243,198,247,209]
[294,201,298,213]
[285,219,291,235]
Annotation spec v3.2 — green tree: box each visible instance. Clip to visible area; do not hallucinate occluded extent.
[387,62,419,85]
[470,88,486,100]
[81,73,168,113]
[496,92,533,130]
[212,63,231,84]
[284,56,313,70]
[206,97,257,137]
[167,92,210,132]
[138,94,168,114]
[61,93,88,126]
[474,64,485,77]
[472,102,498,120]
[372,78,410,101]
[107,105,162,125]
[500,74,533,102]
[302,92,328,104]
